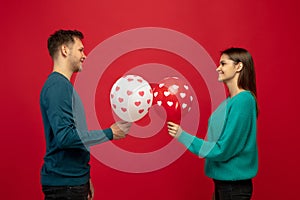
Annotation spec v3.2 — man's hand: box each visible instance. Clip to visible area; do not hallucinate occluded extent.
[88,179,94,200]
[110,121,132,140]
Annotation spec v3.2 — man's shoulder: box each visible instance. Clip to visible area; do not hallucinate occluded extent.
[41,73,72,99]
[43,73,70,89]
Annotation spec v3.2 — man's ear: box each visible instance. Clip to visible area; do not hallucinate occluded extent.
[60,45,69,57]
[236,62,243,72]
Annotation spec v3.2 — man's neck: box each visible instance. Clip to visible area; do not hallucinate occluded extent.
[53,66,72,81]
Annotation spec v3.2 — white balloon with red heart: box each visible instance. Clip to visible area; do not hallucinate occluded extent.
[110,75,153,122]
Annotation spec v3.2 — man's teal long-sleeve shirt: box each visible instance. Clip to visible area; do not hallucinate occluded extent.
[40,72,113,186]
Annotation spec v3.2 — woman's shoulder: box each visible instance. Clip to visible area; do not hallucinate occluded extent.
[233,90,254,99]
[230,91,256,106]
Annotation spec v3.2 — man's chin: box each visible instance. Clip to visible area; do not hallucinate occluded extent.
[75,66,82,72]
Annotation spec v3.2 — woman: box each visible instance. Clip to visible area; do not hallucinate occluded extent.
[168,47,258,200]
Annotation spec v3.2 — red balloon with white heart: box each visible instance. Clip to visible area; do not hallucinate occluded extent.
[152,77,193,123]
[110,75,153,122]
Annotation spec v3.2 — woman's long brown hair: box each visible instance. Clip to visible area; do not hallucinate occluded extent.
[221,47,259,116]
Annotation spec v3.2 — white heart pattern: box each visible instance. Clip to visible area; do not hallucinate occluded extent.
[157,101,162,106]
[169,84,179,94]
[171,84,179,90]
[154,92,158,97]
[167,101,173,106]
[164,91,170,97]
[182,103,187,109]
[180,93,186,98]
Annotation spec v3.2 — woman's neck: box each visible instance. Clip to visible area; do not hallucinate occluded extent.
[226,81,245,98]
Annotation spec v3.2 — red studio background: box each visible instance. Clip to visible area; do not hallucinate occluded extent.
[1,0,299,199]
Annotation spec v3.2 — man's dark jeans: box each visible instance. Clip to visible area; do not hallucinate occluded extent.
[42,182,89,200]
[213,179,253,200]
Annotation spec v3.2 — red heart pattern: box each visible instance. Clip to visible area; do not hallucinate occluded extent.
[139,91,144,97]
[138,109,144,114]
[127,90,133,95]
[135,101,141,106]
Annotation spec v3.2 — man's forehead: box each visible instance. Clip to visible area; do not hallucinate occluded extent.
[73,37,84,47]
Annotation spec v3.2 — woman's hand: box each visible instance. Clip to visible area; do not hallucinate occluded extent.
[167,121,183,138]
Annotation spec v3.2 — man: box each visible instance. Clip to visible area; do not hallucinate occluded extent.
[40,29,131,200]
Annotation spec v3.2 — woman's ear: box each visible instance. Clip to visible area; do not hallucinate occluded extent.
[236,62,243,72]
